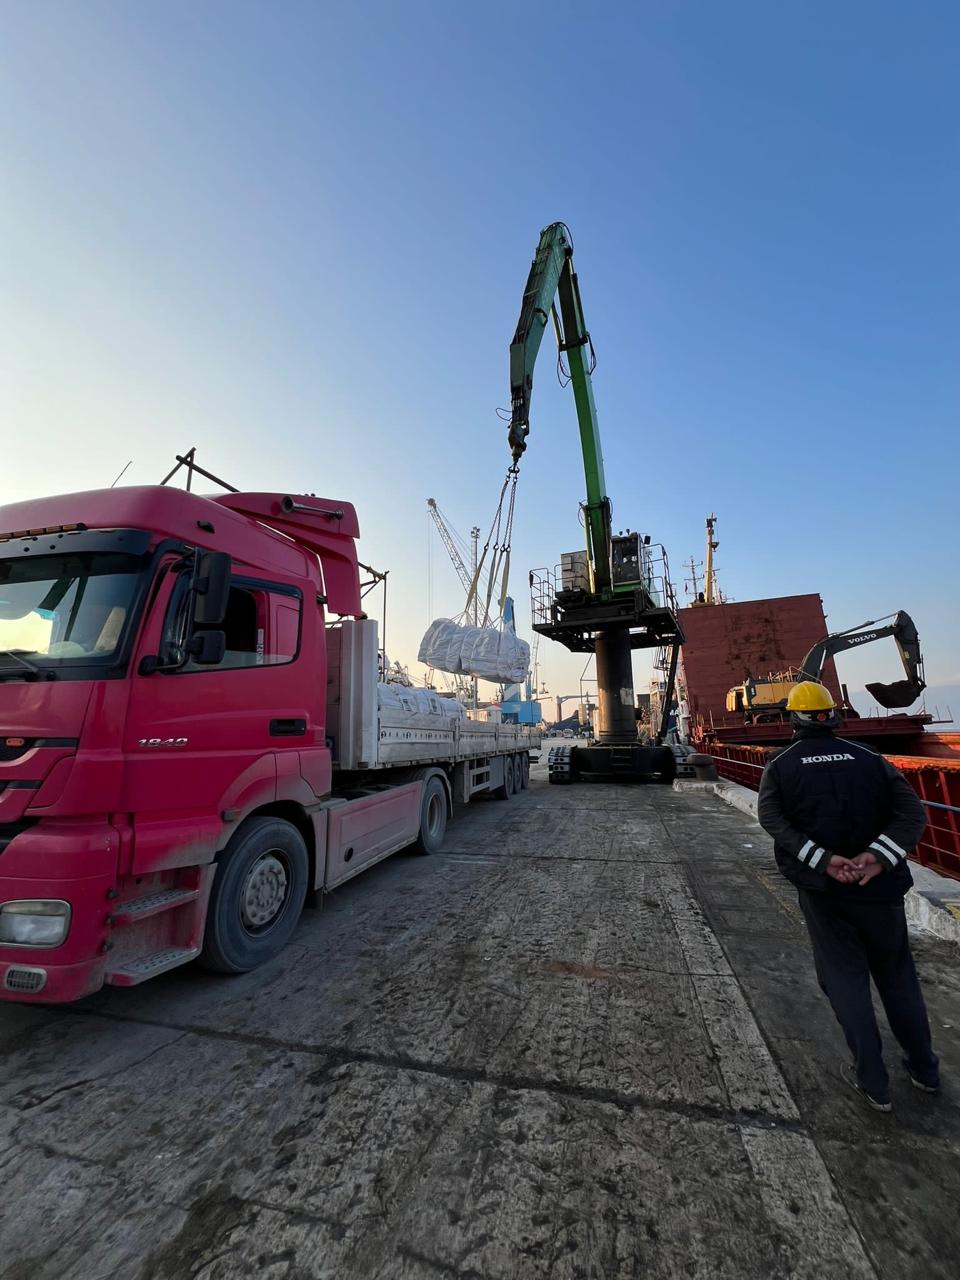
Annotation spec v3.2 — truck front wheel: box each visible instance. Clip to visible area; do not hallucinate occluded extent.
[199,817,309,973]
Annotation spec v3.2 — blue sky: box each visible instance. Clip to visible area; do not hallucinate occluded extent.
[2,2,957,720]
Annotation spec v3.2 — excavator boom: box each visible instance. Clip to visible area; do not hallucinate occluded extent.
[800,610,925,709]
[863,612,926,708]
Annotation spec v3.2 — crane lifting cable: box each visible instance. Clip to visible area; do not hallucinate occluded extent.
[466,463,520,627]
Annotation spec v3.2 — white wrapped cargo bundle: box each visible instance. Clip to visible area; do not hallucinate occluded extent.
[377,684,465,719]
[418,619,530,684]
[417,619,463,676]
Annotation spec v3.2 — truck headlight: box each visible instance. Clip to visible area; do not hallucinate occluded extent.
[0,900,71,947]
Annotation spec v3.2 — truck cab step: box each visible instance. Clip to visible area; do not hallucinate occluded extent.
[109,888,200,927]
[106,946,201,986]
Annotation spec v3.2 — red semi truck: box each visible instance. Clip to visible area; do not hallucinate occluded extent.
[0,485,539,1002]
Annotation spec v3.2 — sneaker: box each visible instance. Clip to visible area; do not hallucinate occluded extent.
[841,1062,892,1112]
[903,1060,941,1093]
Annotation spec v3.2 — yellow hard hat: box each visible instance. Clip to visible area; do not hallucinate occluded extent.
[786,681,836,712]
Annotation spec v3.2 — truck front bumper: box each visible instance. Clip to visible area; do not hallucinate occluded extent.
[0,821,119,1003]
[1,953,107,1002]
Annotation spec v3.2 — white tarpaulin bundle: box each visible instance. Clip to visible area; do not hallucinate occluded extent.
[377,684,465,719]
[418,619,530,684]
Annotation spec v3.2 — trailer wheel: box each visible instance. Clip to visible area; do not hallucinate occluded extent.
[505,754,518,797]
[199,817,309,974]
[492,754,514,801]
[412,776,448,854]
[519,753,530,789]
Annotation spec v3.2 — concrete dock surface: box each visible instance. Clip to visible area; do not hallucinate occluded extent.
[1,744,958,1278]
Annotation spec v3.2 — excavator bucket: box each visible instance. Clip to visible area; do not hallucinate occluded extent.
[864,678,925,709]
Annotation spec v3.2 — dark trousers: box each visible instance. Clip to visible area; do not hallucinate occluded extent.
[798,889,939,1098]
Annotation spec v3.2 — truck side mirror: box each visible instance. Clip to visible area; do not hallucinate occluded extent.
[193,551,231,625]
[188,630,226,665]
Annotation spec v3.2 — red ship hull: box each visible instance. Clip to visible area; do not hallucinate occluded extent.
[677,596,960,880]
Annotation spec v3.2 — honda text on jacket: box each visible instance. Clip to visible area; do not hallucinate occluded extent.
[757,733,926,901]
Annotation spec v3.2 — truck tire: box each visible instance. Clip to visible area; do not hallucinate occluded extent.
[199,817,309,974]
[411,775,448,854]
[519,753,530,789]
[505,754,517,797]
[492,754,514,801]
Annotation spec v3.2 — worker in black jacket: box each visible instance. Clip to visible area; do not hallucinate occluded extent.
[757,681,939,1111]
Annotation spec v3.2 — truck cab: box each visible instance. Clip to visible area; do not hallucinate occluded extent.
[0,485,353,1000]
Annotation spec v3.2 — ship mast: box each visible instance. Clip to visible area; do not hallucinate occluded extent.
[704,514,719,606]
[687,556,701,601]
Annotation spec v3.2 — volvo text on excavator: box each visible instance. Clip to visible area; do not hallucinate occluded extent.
[507,222,682,782]
[726,611,926,723]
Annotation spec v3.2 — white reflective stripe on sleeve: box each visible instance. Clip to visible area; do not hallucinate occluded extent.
[871,841,900,868]
[808,846,827,871]
[797,839,815,864]
[878,833,907,859]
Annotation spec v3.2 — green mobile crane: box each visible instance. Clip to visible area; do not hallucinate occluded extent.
[508,222,683,782]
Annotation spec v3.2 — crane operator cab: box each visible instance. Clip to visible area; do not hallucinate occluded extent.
[610,531,652,592]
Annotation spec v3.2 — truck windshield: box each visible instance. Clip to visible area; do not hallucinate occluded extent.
[0,551,145,666]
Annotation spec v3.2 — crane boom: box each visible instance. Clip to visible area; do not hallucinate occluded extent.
[426,499,473,597]
[508,222,610,591]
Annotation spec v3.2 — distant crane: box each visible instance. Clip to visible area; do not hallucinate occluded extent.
[426,498,483,705]
[554,693,582,725]
[529,632,543,700]
[426,499,479,608]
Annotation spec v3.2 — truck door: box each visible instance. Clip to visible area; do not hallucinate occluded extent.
[123,567,310,871]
